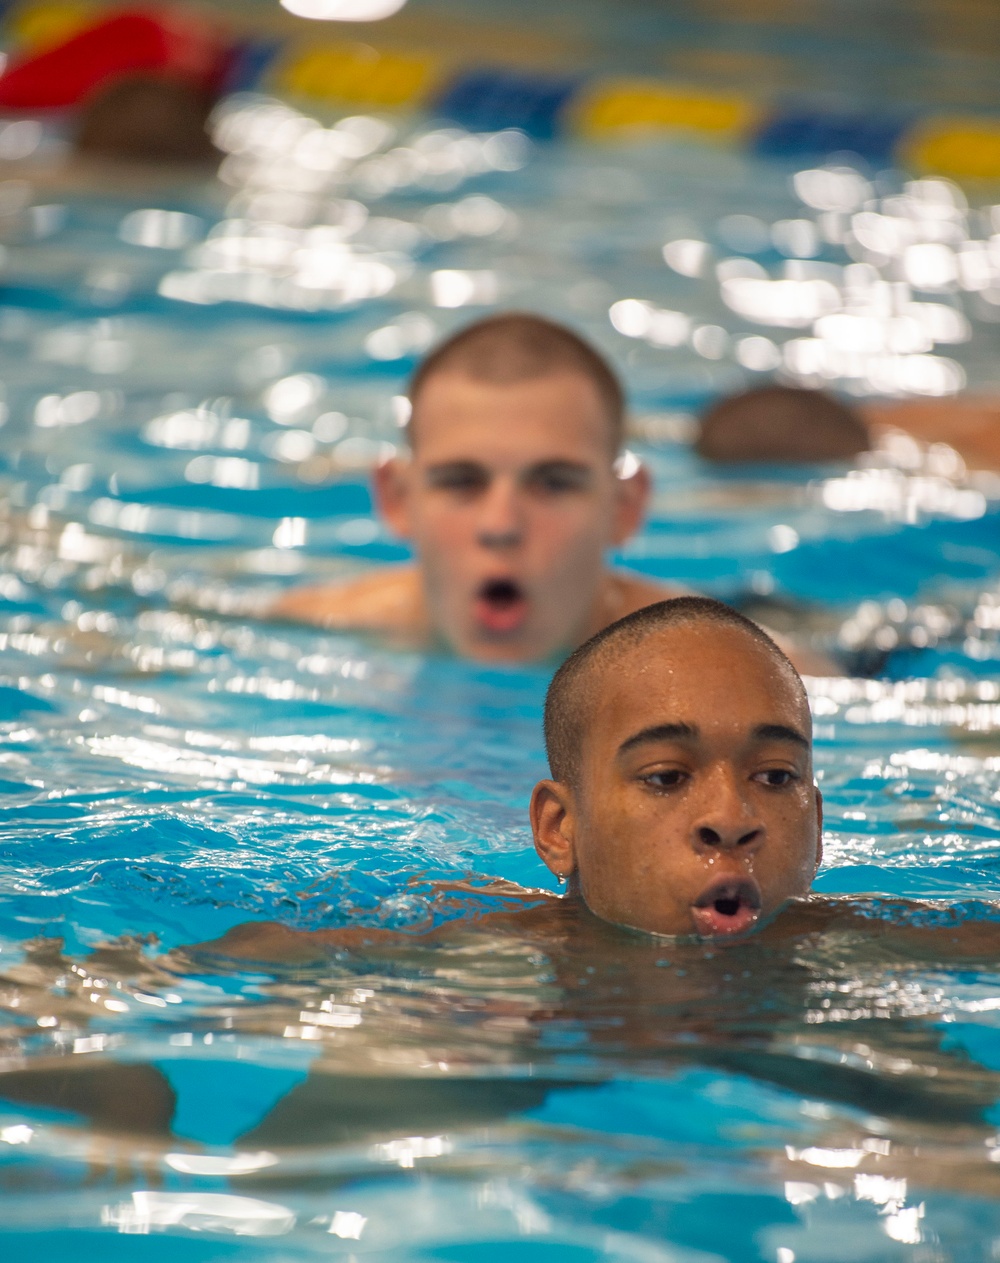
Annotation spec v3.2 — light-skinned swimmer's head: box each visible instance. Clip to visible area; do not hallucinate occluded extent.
[374,313,650,662]
[530,597,823,940]
[407,312,626,454]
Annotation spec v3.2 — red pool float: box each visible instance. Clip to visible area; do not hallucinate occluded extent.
[0,8,229,110]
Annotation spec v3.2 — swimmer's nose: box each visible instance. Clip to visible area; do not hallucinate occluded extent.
[690,770,763,854]
[476,479,524,550]
[695,822,762,852]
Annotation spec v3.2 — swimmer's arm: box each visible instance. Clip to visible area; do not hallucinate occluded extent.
[0,1061,176,1137]
[863,396,1000,472]
[892,914,1000,959]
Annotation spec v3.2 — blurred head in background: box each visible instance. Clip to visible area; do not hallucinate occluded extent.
[76,75,219,165]
[696,384,870,464]
[374,313,651,661]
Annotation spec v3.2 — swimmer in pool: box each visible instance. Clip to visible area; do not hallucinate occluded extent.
[272,312,669,663]
[273,314,835,674]
[696,381,1000,476]
[163,598,949,966]
[696,384,870,464]
[179,599,823,961]
[186,597,999,958]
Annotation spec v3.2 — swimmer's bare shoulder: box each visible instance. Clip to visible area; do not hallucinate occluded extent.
[763,895,1000,958]
[269,565,428,636]
[600,571,839,676]
[171,881,576,969]
[597,571,688,627]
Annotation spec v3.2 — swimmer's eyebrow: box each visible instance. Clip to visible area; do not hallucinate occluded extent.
[524,461,594,489]
[617,722,698,756]
[528,459,591,473]
[424,460,487,484]
[752,723,810,749]
[617,721,810,757]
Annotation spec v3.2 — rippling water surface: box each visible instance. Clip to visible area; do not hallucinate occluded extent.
[1,96,1000,1261]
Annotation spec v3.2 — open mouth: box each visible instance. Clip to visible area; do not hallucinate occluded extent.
[690,877,762,938]
[473,578,529,634]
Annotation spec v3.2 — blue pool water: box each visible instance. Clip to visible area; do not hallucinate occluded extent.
[1,95,1000,1260]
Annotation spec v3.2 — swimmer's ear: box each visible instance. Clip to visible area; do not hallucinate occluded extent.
[373,454,413,538]
[611,456,651,547]
[530,779,577,883]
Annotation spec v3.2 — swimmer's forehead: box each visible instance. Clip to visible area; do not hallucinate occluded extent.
[408,369,617,456]
[580,623,811,753]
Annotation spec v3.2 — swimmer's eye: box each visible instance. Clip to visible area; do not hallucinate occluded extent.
[426,465,488,493]
[641,769,688,790]
[526,464,592,495]
[753,768,797,787]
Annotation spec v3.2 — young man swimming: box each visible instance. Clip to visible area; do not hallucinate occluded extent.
[272,313,673,663]
[165,598,822,968]
[185,596,994,962]
[7,600,996,1155]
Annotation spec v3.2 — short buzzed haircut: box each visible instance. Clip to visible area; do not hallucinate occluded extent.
[544,596,808,787]
[696,385,869,464]
[407,312,626,452]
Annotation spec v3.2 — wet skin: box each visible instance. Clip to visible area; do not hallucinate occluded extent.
[531,623,824,939]
[383,370,647,661]
[272,369,660,662]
